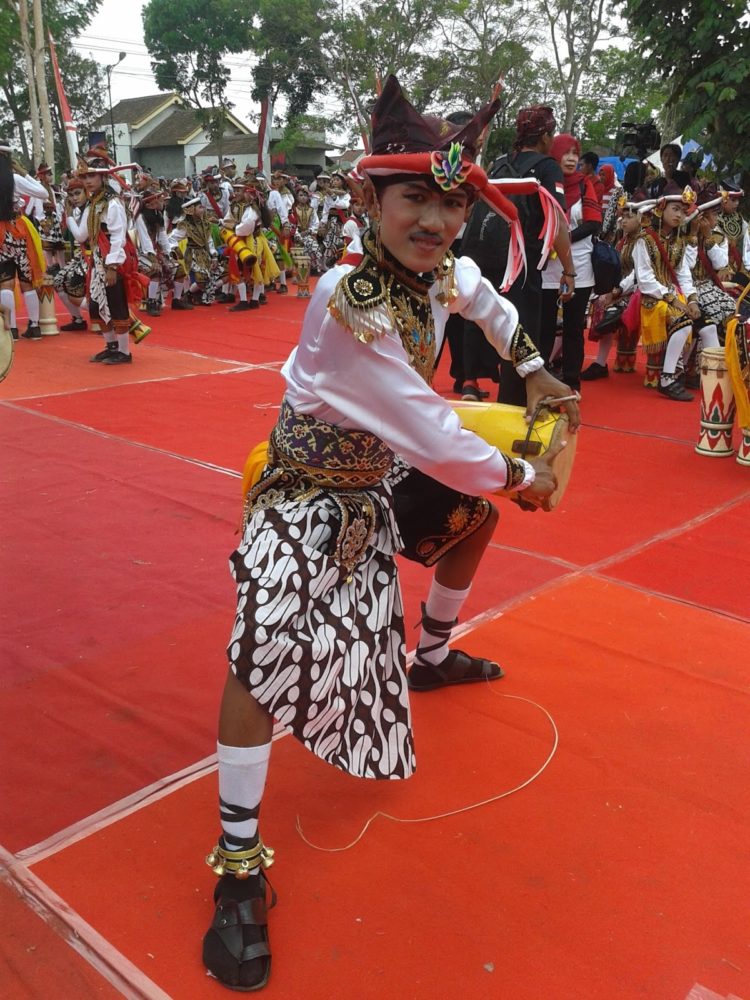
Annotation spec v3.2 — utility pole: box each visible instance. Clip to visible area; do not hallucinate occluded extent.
[106,53,127,162]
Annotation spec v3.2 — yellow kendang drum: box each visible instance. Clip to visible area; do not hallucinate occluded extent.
[725,283,750,467]
[240,399,576,512]
[695,347,736,458]
[0,314,13,383]
[450,399,577,511]
[220,228,257,268]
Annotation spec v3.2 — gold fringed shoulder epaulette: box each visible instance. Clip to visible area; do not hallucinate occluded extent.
[434,251,458,306]
[327,254,391,343]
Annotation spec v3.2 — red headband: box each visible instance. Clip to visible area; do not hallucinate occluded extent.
[358,152,564,287]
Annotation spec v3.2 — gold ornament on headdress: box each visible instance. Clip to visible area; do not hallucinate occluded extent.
[682,186,697,205]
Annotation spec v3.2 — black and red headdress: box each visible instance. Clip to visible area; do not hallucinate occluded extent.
[356,76,563,288]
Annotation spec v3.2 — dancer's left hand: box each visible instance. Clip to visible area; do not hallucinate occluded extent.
[525,366,581,432]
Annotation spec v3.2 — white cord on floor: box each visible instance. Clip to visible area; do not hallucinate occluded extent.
[295,692,558,853]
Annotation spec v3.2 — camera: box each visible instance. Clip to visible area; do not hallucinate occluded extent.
[616,121,661,159]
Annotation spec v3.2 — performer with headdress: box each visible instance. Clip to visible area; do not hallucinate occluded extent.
[690,186,737,332]
[134,187,174,317]
[200,75,580,992]
[0,142,48,340]
[582,192,651,379]
[168,196,218,306]
[54,176,89,330]
[221,182,263,311]
[634,182,720,399]
[266,172,294,292]
[318,170,351,270]
[35,162,66,272]
[65,146,142,364]
[289,184,323,273]
[717,184,748,285]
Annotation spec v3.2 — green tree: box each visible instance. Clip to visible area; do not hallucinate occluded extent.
[536,0,613,131]
[624,0,750,181]
[573,44,667,150]
[142,0,255,146]
[0,0,103,170]
[249,0,333,117]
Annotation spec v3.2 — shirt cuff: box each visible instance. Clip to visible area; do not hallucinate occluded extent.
[517,355,545,378]
[501,454,536,491]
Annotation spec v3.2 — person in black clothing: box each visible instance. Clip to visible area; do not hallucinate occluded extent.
[623,160,647,197]
[647,143,689,198]
[459,104,575,404]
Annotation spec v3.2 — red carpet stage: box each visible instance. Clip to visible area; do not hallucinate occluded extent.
[2,291,748,1000]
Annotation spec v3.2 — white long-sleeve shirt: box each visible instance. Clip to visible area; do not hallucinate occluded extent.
[706,235,729,270]
[15,173,48,220]
[234,205,260,238]
[66,195,128,265]
[267,189,294,225]
[633,237,695,299]
[320,191,350,224]
[283,256,543,493]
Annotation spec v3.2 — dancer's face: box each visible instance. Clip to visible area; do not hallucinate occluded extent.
[662,202,685,229]
[82,173,104,196]
[373,178,470,272]
[620,210,640,235]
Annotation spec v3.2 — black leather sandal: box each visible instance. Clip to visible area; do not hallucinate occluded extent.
[203,839,276,991]
[408,604,504,691]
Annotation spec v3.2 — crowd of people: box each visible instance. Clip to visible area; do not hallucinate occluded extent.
[454,129,749,404]
[0,147,369,364]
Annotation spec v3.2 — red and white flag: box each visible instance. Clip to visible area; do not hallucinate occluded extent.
[48,31,79,169]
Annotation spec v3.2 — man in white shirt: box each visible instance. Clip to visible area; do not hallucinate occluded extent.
[201,76,579,992]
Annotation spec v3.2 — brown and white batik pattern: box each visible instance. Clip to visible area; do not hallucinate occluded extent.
[695,279,736,327]
[228,498,415,780]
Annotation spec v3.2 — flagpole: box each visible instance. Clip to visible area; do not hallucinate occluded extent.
[257,95,273,175]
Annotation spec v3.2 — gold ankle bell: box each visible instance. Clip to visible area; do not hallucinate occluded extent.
[206,839,275,879]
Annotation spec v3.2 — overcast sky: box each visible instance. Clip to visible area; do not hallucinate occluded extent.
[74,1,345,142]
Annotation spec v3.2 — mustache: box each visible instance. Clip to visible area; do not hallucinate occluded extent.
[410,231,444,245]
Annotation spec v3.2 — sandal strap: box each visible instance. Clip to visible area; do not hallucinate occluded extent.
[416,601,458,658]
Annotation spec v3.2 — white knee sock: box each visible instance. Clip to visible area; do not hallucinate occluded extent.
[23,290,40,325]
[697,323,719,349]
[278,270,286,285]
[148,280,159,298]
[0,289,16,328]
[252,282,263,301]
[217,740,271,852]
[661,327,691,383]
[416,579,472,666]
[173,280,185,300]
[117,332,130,355]
[103,328,117,344]
[238,282,247,302]
[59,292,83,320]
[596,332,614,366]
